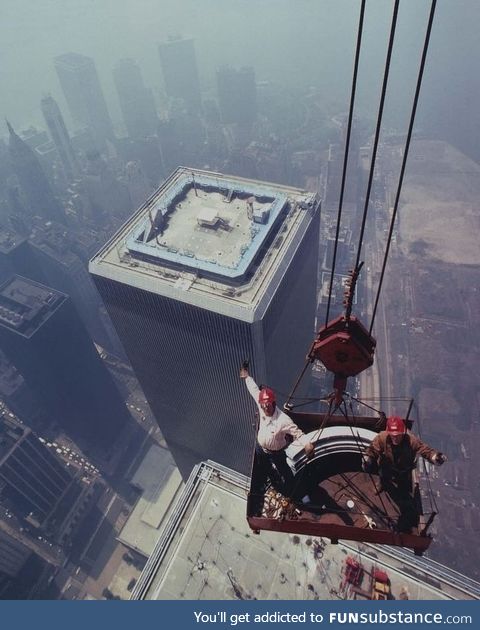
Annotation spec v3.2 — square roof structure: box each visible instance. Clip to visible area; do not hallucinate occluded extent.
[90,167,318,323]
[0,276,66,338]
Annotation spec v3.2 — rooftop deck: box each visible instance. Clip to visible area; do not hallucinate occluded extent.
[133,461,478,600]
[90,168,319,321]
[127,171,287,280]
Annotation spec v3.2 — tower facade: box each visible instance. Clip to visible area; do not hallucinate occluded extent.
[113,58,158,139]
[91,168,320,477]
[41,95,79,180]
[6,122,66,225]
[0,276,130,451]
[158,37,202,113]
[216,66,257,125]
[54,53,115,148]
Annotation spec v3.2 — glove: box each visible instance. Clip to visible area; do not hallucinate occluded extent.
[304,442,315,459]
[240,359,250,379]
[434,452,447,465]
[362,456,375,473]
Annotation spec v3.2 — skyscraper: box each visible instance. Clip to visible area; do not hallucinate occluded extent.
[0,223,119,355]
[0,352,44,429]
[6,122,66,225]
[0,276,130,450]
[54,53,115,148]
[0,414,73,526]
[113,58,158,139]
[158,37,202,113]
[27,221,119,351]
[41,95,79,180]
[0,527,33,579]
[91,167,320,477]
[0,226,36,285]
[216,66,257,125]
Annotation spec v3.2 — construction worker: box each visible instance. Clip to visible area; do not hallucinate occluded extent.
[363,416,446,486]
[240,364,314,505]
[362,416,446,531]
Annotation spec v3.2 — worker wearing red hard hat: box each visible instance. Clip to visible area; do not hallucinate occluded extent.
[363,415,446,486]
[240,363,314,504]
[363,415,446,532]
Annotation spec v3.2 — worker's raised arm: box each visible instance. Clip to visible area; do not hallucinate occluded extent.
[239,365,260,402]
[244,376,260,401]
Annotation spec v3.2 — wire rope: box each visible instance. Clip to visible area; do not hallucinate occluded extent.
[325,0,366,325]
[369,0,438,335]
[354,0,400,271]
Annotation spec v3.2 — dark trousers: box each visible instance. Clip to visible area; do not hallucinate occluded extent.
[379,466,419,533]
[254,443,295,496]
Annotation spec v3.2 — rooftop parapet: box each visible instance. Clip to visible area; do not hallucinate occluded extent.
[90,167,319,321]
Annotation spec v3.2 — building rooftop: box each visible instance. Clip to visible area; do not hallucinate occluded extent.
[29,223,79,267]
[0,412,26,464]
[0,227,25,256]
[133,461,480,601]
[0,276,66,337]
[159,35,194,49]
[90,168,319,322]
[118,444,183,558]
[0,359,22,397]
[54,52,92,68]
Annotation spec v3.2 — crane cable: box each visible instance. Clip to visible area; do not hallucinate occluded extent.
[325,0,366,326]
[288,0,397,405]
[286,0,366,407]
[369,0,437,335]
[354,0,399,272]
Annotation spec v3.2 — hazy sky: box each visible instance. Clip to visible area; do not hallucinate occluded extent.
[1,0,478,151]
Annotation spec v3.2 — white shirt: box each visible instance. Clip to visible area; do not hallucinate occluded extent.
[245,376,310,452]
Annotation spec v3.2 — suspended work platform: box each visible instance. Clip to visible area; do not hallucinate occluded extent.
[247,411,434,556]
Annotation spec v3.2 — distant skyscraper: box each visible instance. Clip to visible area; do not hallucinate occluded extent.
[216,66,257,125]
[117,136,166,188]
[0,276,130,451]
[6,122,66,225]
[0,352,44,429]
[0,226,36,285]
[0,138,13,187]
[0,528,33,579]
[41,95,79,180]
[54,53,115,149]
[27,222,121,352]
[0,411,86,573]
[91,167,320,478]
[0,222,118,354]
[124,160,153,208]
[19,127,49,151]
[158,37,202,113]
[0,414,73,526]
[113,58,158,139]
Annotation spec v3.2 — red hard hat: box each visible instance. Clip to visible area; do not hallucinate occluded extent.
[258,387,276,405]
[386,416,406,435]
